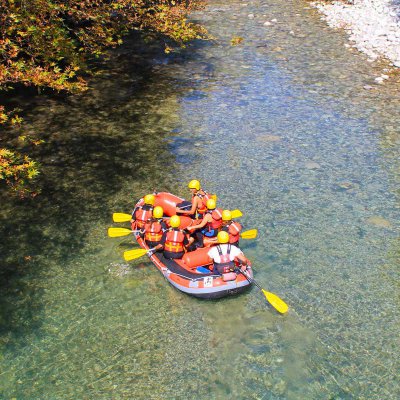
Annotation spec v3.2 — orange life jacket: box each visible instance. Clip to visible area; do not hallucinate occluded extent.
[225,221,242,243]
[193,190,213,216]
[135,206,153,229]
[206,208,223,231]
[144,220,163,243]
[164,229,185,253]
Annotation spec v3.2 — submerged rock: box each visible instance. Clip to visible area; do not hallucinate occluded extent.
[256,134,281,142]
[366,216,392,228]
[305,161,321,169]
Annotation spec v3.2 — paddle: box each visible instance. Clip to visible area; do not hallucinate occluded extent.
[236,268,288,314]
[123,247,156,261]
[240,229,258,239]
[113,213,132,223]
[108,227,141,237]
[231,209,242,218]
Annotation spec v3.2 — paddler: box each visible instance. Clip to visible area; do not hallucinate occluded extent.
[176,179,214,218]
[220,210,243,247]
[208,231,249,275]
[159,215,192,259]
[186,198,222,247]
[131,194,155,231]
[143,206,168,249]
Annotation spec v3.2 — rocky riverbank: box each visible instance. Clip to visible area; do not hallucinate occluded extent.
[312,0,400,69]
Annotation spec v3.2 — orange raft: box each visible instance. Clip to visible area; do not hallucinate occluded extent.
[132,192,253,299]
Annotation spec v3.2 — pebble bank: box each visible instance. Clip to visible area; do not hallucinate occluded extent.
[312,0,400,69]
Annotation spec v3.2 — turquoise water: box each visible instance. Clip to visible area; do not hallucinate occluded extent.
[1,0,399,399]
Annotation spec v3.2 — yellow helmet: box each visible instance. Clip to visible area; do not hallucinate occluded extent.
[222,210,232,221]
[188,180,200,191]
[217,231,229,244]
[143,194,155,205]
[169,215,181,228]
[206,198,216,210]
[153,206,163,219]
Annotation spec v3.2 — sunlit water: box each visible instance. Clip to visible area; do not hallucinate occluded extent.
[1,0,399,399]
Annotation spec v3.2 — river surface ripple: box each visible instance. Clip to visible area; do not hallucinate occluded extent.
[0,0,399,399]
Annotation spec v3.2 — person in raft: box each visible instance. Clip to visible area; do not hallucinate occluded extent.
[186,198,223,247]
[143,206,168,249]
[176,179,213,218]
[220,210,243,247]
[131,194,155,232]
[158,215,192,259]
[208,231,249,275]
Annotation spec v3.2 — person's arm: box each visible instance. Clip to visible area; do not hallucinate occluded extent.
[187,214,210,231]
[161,221,168,232]
[207,247,216,261]
[177,197,199,215]
[235,247,249,271]
[130,207,138,223]
[157,231,167,250]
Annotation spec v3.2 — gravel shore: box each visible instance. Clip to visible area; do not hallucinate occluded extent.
[312,0,400,68]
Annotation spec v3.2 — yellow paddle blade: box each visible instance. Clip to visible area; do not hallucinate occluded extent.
[240,229,258,239]
[108,227,134,237]
[262,290,289,314]
[231,209,243,218]
[123,248,148,261]
[113,213,132,223]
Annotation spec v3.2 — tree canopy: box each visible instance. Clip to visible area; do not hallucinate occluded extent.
[0,0,207,195]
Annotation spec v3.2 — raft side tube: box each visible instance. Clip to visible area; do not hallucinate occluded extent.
[155,192,185,216]
[182,247,212,269]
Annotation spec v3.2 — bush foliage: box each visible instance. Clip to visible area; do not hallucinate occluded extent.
[0,0,207,195]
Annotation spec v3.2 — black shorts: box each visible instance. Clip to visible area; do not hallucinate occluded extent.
[164,250,185,260]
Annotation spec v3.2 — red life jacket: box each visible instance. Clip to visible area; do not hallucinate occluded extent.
[214,244,235,274]
[193,190,212,215]
[226,221,242,243]
[206,208,223,231]
[164,229,185,253]
[144,220,163,243]
[135,206,153,229]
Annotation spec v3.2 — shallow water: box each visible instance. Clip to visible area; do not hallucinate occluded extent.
[1,0,399,399]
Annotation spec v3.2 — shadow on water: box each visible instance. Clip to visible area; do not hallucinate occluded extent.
[0,33,202,345]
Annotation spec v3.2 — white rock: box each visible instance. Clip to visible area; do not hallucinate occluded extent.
[271,18,278,22]
[248,13,254,19]
[263,21,271,26]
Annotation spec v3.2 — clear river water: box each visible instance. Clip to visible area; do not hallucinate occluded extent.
[0,0,399,399]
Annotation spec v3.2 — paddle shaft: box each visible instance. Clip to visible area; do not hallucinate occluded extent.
[236,268,261,290]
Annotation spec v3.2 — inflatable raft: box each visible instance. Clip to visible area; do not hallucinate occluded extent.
[132,192,253,299]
